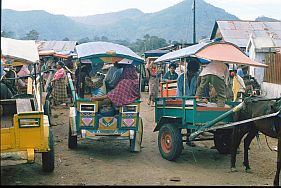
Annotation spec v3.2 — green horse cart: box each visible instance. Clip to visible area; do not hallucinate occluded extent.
[153,41,269,161]
[67,41,144,152]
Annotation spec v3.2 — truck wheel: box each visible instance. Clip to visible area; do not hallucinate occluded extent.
[214,129,232,154]
[158,124,182,161]
[68,124,77,149]
[42,130,55,172]
[130,118,143,152]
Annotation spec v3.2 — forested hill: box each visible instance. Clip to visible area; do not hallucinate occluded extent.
[2,0,240,42]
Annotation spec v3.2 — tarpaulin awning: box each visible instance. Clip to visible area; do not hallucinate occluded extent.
[76,41,144,65]
[195,42,267,67]
[1,37,39,65]
[155,42,208,63]
[155,41,267,68]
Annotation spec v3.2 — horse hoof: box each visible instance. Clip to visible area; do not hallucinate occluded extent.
[230,168,238,172]
[245,168,252,173]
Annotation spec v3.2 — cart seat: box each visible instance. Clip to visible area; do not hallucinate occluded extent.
[157,99,231,111]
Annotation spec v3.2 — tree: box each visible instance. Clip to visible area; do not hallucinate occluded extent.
[1,30,15,38]
[62,37,70,41]
[23,29,39,40]
[78,37,90,44]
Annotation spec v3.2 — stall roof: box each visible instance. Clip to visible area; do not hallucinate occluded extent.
[36,40,77,57]
[210,20,281,48]
[155,41,267,68]
[75,41,144,65]
[1,37,39,64]
[144,49,169,58]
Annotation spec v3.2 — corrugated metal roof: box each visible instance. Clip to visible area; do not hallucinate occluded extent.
[211,21,281,48]
[36,40,77,54]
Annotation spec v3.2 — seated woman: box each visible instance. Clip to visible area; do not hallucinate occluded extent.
[84,62,106,97]
[90,64,139,109]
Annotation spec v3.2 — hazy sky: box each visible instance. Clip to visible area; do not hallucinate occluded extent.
[2,0,281,20]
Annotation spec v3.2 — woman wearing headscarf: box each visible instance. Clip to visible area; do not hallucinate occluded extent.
[51,61,67,105]
[90,64,139,107]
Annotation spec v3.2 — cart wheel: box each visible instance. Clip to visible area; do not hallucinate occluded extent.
[42,130,55,173]
[158,124,182,161]
[44,100,52,126]
[130,118,143,152]
[214,129,232,154]
[68,123,77,149]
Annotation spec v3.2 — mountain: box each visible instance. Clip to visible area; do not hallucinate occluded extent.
[1,9,93,40]
[255,16,279,22]
[2,0,239,42]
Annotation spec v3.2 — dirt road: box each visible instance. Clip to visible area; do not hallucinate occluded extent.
[1,92,279,185]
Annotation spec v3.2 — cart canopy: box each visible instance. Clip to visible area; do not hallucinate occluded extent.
[1,37,39,65]
[75,41,144,65]
[155,41,267,68]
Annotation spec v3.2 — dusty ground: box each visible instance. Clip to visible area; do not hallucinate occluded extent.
[1,92,279,186]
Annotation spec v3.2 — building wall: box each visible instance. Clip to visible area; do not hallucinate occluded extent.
[248,46,281,98]
[261,82,281,98]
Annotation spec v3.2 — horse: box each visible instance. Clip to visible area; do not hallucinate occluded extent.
[230,96,281,186]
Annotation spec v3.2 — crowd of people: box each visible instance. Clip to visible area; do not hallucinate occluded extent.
[1,55,253,111]
[144,59,250,108]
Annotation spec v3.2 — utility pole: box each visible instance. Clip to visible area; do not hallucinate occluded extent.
[193,0,196,44]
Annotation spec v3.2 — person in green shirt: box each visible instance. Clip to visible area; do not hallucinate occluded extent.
[162,63,178,82]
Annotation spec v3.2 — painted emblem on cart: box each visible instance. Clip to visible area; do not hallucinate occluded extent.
[99,117,116,127]
[81,118,93,126]
[123,118,135,127]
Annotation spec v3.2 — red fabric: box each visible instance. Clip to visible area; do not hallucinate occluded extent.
[53,68,65,80]
[107,79,139,107]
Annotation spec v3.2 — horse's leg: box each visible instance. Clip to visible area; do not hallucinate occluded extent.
[231,126,247,171]
[273,136,280,186]
[242,127,258,172]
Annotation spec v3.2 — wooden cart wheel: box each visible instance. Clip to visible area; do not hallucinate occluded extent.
[42,130,55,173]
[158,124,182,161]
[68,122,77,149]
[44,100,52,126]
[214,129,232,154]
[129,118,143,152]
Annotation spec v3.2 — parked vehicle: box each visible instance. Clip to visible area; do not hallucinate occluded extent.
[67,41,144,152]
[0,37,54,172]
[153,41,269,161]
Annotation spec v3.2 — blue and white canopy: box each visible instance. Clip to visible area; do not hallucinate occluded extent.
[75,41,144,65]
[155,42,209,63]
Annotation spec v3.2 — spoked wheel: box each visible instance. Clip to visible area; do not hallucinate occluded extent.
[68,122,77,149]
[42,130,55,173]
[158,124,182,161]
[214,129,232,154]
[129,118,143,152]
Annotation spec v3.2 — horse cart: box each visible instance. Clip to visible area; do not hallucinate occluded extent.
[67,41,144,152]
[1,37,54,172]
[153,41,272,160]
